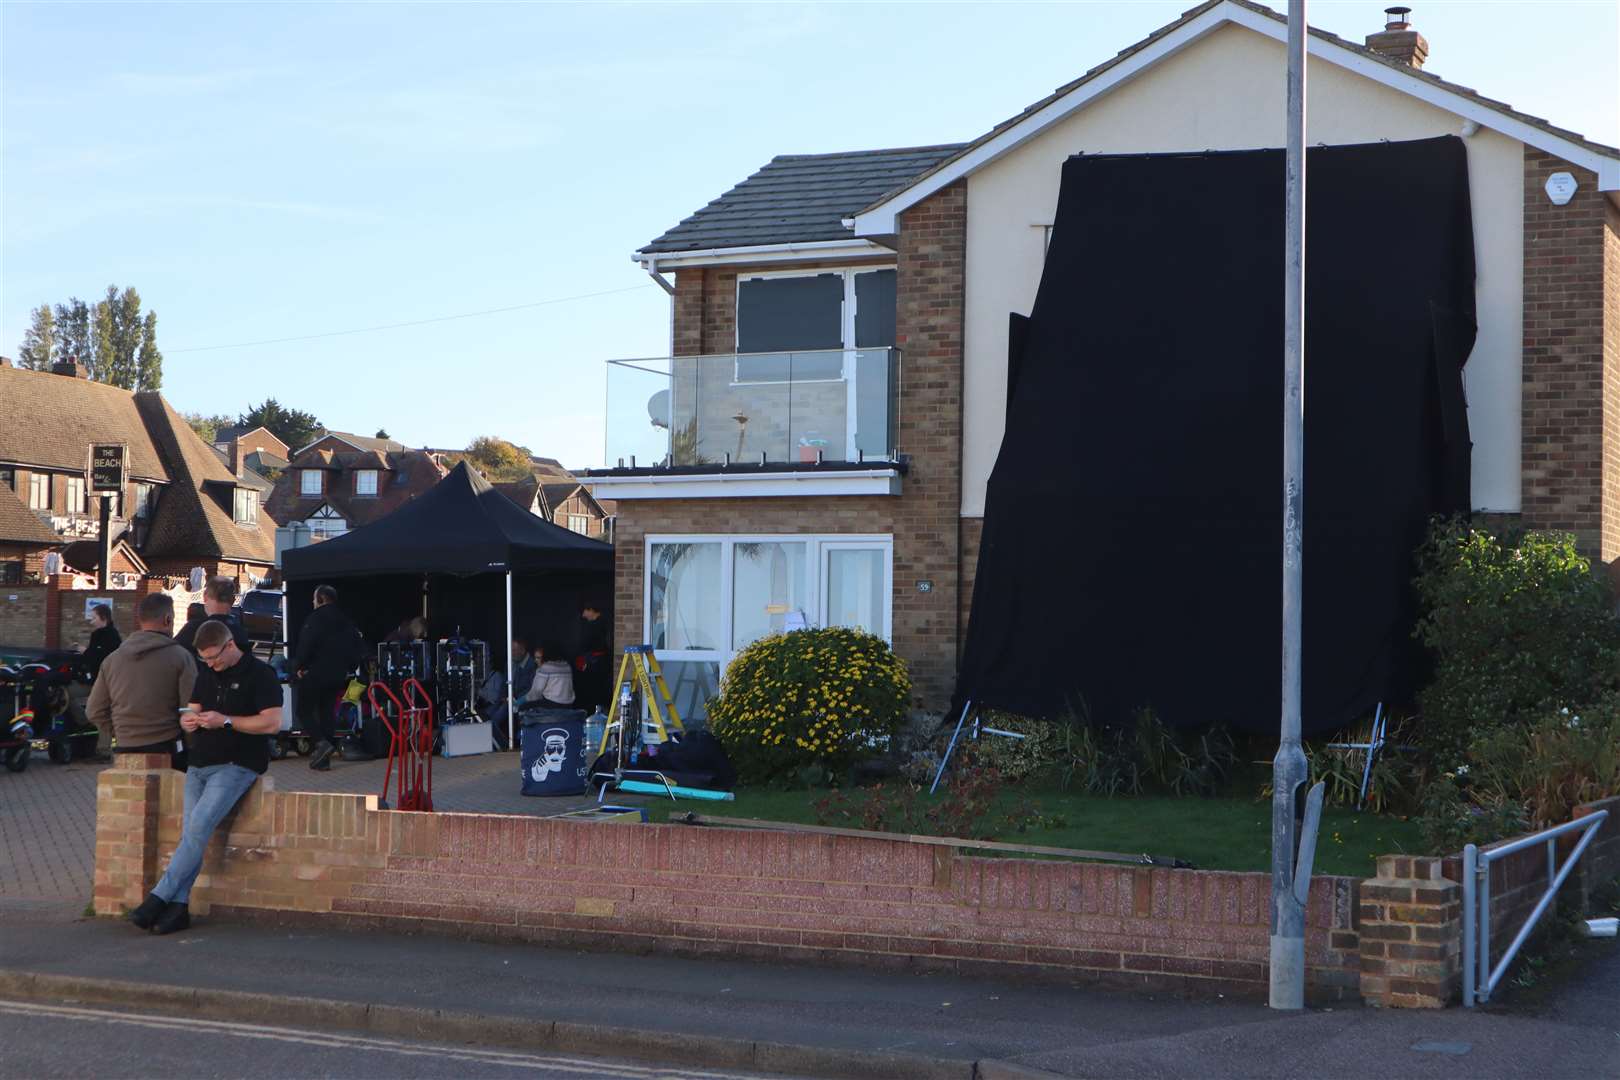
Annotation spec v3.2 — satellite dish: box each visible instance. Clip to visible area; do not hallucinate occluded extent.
[647,389,671,430]
[188,566,206,591]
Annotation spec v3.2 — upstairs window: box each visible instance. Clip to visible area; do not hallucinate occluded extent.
[233,488,259,526]
[0,468,14,490]
[299,469,322,496]
[130,483,155,519]
[27,472,49,510]
[354,470,379,496]
[567,514,591,535]
[733,268,896,383]
[65,476,85,513]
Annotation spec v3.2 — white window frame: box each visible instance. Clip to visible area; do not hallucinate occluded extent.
[65,476,85,514]
[644,533,894,671]
[299,469,322,496]
[233,487,258,526]
[732,266,894,387]
[354,469,379,496]
[27,472,50,510]
[566,513,590,535]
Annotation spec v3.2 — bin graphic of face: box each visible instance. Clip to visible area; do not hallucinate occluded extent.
[529,728,569,782]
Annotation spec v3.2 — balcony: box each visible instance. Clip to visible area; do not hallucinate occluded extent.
[604,348,899,471]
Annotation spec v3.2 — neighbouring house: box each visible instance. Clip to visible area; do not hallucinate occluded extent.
[585,0,1620,717]
[492,456,614,540]
[265,431,445,541]
[0,360,280,589]
[212,424,291,478]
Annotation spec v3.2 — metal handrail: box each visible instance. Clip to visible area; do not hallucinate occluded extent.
[1462,809,1608,1006]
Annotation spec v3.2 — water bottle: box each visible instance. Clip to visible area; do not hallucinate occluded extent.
[583,708,607,758]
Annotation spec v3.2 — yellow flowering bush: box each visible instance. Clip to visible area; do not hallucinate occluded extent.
[706,627,912,782]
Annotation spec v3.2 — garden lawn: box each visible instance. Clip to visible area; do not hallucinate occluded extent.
[652,785,1424,879]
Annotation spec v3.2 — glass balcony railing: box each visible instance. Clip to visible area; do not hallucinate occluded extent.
[604,348,900,469]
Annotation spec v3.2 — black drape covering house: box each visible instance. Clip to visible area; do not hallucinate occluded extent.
[282,462,613,656]
[957,137,1476,736]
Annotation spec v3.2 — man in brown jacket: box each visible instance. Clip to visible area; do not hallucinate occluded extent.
[87,592,196,771]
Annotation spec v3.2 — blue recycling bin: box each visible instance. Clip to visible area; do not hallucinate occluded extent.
[519,708,588,796]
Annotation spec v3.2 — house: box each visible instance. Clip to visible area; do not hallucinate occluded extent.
[585,0,1620,716]
[0,360,279,587]
[492,456,614,540]
[265,431,445,541]
[212,425,290,478]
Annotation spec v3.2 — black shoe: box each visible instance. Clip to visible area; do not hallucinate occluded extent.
[128,893,166,930]
[153,902,190,935]
[308,740,335,770]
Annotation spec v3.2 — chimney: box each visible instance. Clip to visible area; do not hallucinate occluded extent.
[0,356,12,368]
[51,359,89,378]
[1366,6,1428,69]
[230,439,246,478]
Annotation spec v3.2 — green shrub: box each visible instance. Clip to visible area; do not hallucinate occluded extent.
[959,711,1060,784]
[1303,715,1423,815]
[706,627,911,783]
[1052,705,1236,797]
[1465,697,1620,828]
[1416,774,1529,854]
[1412,519,1619,764]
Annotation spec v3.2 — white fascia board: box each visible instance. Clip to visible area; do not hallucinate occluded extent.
[854,0,1618,233]
[582,470,901,499]
[853,5,1232,236]
[632,239,895,271]
[1222,4,1620,188]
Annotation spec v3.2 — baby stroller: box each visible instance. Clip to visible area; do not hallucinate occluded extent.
[0,658,98,769]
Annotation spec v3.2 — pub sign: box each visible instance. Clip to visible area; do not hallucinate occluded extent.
[88,443,128,494]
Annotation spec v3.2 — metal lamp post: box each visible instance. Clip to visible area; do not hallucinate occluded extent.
[1270,0,1325,1011]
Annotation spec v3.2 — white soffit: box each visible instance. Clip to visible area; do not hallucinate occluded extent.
[853,0,1619,235]
[582,470,901,500]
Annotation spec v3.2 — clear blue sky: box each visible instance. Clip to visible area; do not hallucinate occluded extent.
[3,1,1615,467]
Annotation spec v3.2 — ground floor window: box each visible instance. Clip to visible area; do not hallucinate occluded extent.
[644,533,893,721]
[0,561,21,585]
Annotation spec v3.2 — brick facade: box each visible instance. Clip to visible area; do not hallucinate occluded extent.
[616,185,968,709]
[94,755,1361,1002]
[1520,149,1620,568]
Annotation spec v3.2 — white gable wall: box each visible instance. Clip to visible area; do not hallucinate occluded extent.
[961,23,1523,516]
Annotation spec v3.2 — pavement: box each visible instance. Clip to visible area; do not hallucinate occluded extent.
[3,744,1619,1078]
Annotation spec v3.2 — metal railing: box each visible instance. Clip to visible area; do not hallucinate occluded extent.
[1461,809,1608,1006]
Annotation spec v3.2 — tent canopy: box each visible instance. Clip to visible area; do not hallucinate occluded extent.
[282,461,612,580]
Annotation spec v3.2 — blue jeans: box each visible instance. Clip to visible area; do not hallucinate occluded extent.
[151,763,258,904]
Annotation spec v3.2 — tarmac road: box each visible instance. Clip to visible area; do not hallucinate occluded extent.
[0,999,799,1080]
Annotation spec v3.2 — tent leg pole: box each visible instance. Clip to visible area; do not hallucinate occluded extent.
[505,570,515,752]
[929,699,973,795]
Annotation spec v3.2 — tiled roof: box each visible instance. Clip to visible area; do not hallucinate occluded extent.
[492,477,539,512]
[0,482,60,547]
[639,144,967,255]
[318,431,406,454]
[858,0,1618,219]
[135,393,277,565]
[0,366,167,478]
[264,449,446,531]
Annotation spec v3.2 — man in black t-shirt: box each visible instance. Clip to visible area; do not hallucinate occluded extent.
[128,620,282,936]
[174,576,252,664]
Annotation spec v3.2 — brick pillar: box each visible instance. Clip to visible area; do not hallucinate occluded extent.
[1358,855,1462,1008]
[93,753,172,915]
[1520,149,1620,567]
[43,573,72,650]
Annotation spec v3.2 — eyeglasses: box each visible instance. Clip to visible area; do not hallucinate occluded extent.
[198,646,231,664]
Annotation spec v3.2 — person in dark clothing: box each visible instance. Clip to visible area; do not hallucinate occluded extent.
[126,619,281,936]
[185,603,206,628]
[81,603,123,682]
[291,584,362,771]
[173,577,251,660]
[574,603,611,713]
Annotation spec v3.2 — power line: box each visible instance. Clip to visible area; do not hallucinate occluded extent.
[169,283,658,354]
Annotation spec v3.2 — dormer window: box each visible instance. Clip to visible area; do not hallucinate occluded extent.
[300,469,322,496]
[233,487,259,526]
[354,469,379,496]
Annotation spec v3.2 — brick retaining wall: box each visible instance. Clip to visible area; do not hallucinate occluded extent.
[96,754,1359,1002]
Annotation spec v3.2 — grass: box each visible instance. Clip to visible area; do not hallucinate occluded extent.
[650,783,1425,878]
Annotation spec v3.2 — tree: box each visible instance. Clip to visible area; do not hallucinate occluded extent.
[13,288,161,389]
[464,436,532,482]
[18,306,55,370]
[240,398,324,451]
[183,413,236,443]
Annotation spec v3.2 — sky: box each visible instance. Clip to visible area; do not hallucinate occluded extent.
[3,1,1616,468]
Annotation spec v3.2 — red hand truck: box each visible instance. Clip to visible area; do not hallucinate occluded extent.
[367,677,434,812]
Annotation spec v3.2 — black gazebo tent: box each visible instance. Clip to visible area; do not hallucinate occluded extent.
[282,462,613,744]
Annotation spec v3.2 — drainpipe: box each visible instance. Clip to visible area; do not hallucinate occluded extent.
[642,255,674,296]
